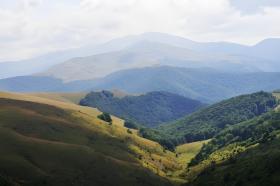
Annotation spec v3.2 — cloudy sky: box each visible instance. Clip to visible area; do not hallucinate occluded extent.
[0,0,280,61]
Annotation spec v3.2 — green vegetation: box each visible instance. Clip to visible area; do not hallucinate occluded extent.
[140,91,278,149]
[189,110,280,166]
[139,128,177,150]
[181,104,280,185]
[80,90,204,127]
[97,112,112,124]
[188,137,280,186]
[124,120,139,129]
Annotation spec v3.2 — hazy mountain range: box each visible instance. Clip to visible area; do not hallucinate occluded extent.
[1,66,280,103]
[39,33,280,82]
[1,32,280,81]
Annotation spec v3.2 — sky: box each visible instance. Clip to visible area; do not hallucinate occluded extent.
[0,0,280,61]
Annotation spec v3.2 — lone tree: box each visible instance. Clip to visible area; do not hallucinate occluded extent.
[124,120,139,129]
[98,112,112,124]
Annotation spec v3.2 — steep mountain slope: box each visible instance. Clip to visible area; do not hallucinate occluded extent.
[140,92,278,149]
[0,92,188,186]
[79,90,205,127]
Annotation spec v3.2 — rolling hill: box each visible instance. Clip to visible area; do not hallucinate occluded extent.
[0,92,192,186]
[79,90,205,127]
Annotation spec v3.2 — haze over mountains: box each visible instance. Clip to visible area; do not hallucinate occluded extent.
[1,66,280,103]
[37,33,280,81]
[86,66,280,102]
[1,32,280,80]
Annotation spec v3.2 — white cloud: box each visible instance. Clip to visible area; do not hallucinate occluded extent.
[0,0,279,61]
[230,0,280,14]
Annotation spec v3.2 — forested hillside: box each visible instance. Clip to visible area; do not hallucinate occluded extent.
[190,110,280,166]
[186,109,280,186]
[140,92,278,149]
[80,90,204,127]
[189,137,280,186]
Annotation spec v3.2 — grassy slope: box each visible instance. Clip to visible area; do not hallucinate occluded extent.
[171,140,210,180]
[175,140,210,167]
[0,92,187,186]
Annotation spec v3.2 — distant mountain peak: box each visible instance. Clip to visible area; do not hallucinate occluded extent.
[254,38,280,47]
